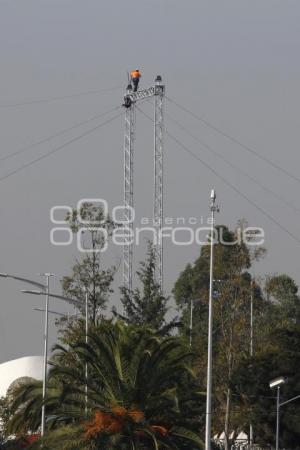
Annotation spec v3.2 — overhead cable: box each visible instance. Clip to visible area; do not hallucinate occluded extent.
[136,105,300,246]
[166,112,300,214]
[166,96,300,186]
[0,112,123,184]
[0,85,123,108]
[0,106,121,162]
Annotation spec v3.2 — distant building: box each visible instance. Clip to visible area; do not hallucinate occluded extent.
[0,356,43,398]
[214,430,249,449]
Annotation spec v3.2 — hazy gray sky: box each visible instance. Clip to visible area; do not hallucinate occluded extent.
[0,0,299,362]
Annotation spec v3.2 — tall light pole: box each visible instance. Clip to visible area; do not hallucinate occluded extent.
[0,273,47,436]
[40,273,53,436]
[250,279,254,358]
[249,278,254,449]
[276,392,300,449]
[269,376,288,450]
[21,289,86,423]
[85,287,88,416]
[205,189,219,450]
[0,272,84,435]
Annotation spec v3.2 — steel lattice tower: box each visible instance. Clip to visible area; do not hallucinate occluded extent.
[123,76,165,293]
[123,85,136,292]
[153,76,165,292]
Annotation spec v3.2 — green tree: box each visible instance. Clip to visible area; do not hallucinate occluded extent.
[231,325,300,448]
[0,396,10,445]
[266,274,300,325]
[61,202,116,323]
[8,321,204,449]
[120,243,172,332]
[0,380,42,449]
[173,224,265,448]
[248,274,300,357]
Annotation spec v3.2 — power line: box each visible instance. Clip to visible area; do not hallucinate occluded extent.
[0,112,123,184]
[166,96,300,186]
[136,105,300,246]
[0,85,123,108]
[166,112,300,215]
[0,106,121,162]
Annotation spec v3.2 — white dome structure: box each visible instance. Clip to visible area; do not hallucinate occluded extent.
[0,356,44,397]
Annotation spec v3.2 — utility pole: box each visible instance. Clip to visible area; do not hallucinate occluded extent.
[32,290,88,416]
[41,273,54,436]
[1,273,82,436]
[205,189,219,450]
[249,278,254,448]
[85,287,88,416]
[276,386,280,450]
[250,279,254,357]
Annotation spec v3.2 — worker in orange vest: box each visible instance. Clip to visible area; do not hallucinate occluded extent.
[131,69,141,92]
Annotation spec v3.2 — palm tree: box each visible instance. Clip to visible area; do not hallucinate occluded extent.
[8,321,204,449]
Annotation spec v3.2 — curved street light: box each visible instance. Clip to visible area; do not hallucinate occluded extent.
[0,273,45,290]
[269,376,288,450]
[21,288,89,417]
[0,272,84,435]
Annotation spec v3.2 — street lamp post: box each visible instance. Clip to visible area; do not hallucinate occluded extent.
[269,376,288,450]
[85,287,88,416]
[250,279,254,358]
[0,272,85,434]
[276,386,280,450]
[278,391,300,441]
[249,278,254,449]
[21,274,84,436]
[0,273,47,435]
[21,289,87,422]
[205,189,219,450]
[40,273,52,436]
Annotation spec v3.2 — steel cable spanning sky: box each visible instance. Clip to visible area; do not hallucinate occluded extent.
[165,113,300,215]
[0,83,299,252]
[166,96,300,186]
[136,103,300,246]
[0,106,121,162]
[0,85,123,108]
[0,111,123,183]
